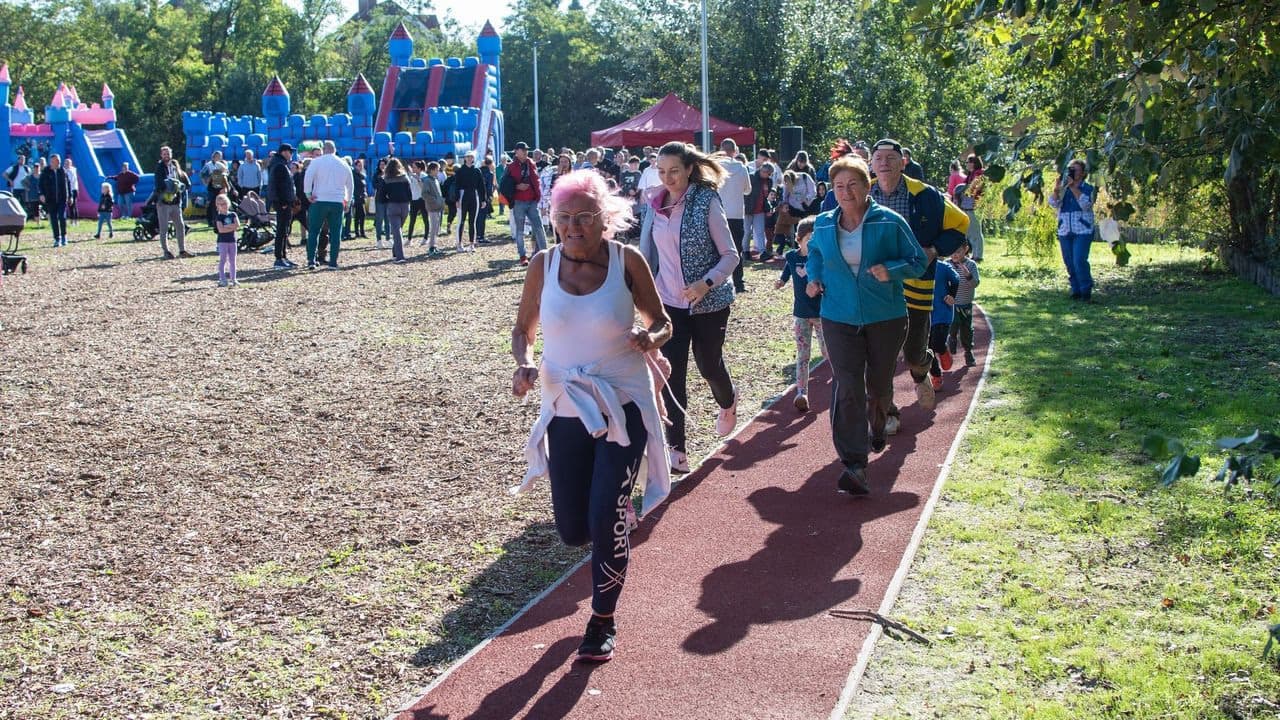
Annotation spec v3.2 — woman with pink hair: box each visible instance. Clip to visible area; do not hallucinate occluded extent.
[511,170,673,663]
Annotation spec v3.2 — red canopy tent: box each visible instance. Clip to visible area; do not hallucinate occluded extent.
[589,93,756,148]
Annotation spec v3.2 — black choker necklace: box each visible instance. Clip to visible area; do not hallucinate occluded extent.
[561,248,605,267]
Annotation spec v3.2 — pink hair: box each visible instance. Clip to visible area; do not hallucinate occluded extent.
[549,169,634,239]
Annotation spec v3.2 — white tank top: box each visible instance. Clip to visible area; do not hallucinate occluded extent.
[540,243,641,416]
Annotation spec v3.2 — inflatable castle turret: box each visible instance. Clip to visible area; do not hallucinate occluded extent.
[180,22,504,194]
[389,22,415,68]
[478,21,502,107]
[1,63,153,216]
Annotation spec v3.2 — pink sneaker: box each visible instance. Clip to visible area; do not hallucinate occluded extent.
[715,386,738,436]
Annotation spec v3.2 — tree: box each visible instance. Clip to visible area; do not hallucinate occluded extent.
[916,0,1280,261]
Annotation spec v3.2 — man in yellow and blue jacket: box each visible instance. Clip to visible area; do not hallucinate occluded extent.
[868,138,969,418]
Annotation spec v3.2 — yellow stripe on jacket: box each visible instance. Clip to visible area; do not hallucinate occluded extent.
[904,278,934,311]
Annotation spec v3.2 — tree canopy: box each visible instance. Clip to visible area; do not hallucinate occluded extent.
[3,0,1275,261]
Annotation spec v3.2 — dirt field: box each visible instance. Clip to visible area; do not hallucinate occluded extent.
[0,216,798,719]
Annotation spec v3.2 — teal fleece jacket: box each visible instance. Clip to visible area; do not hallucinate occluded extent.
[806,202,927,327]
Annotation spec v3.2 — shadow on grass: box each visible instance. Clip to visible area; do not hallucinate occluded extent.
[437,259,525,285]
[408,521,584,672]
[58,262,120,272]
[976,253,1280,544]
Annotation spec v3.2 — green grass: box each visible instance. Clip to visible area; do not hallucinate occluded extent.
[849,237,1280,719]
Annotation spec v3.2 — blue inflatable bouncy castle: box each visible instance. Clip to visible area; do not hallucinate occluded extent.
[0,63,155,217]
[182,21,504,197]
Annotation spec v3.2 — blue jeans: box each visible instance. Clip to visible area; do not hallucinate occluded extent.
[307,201,346,266]
[511,200,547,259]
[375,201,389,241]
[1059,233,1094,297]
[745,213,768,253]
[117,192,134,218]
[96,211,113,237]
[48,205,67,243]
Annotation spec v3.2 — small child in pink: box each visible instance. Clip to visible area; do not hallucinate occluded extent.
[214,194,240,288]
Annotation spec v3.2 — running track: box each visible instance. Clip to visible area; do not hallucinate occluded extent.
[395,310,991,720]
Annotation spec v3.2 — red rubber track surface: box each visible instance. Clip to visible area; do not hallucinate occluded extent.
[398,310,991,720]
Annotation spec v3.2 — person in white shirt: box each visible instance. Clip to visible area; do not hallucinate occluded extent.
[302,140,354,269]
[716,139,751,293]
[64,158,79,223]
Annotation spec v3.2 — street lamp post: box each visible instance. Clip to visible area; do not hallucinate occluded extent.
[699,0,710,152]
[532,43,541,149]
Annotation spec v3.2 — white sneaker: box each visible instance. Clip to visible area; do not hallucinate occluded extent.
[668,448,690,474]
[915,376,936,410]
[715,386,738,436]
[885,415,900,436]
[793,392,809,412]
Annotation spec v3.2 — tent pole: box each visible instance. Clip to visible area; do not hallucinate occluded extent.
[699,0,710,152]
[532,43,541,150]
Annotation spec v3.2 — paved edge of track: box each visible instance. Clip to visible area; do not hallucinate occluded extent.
[828,303,995,720]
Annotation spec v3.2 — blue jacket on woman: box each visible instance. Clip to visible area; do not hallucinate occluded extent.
[806,202,928,327]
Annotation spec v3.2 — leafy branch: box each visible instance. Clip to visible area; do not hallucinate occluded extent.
[1142,429,1280,494]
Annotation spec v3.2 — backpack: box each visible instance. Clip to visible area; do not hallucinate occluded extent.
[161,175,186,204]
[207,166,227,190]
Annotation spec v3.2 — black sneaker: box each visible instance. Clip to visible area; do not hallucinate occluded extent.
[965,350,976,366]
[163,251,176,260]
[871,434,886,453]
[577,616,616,662]
[837,466,870,496]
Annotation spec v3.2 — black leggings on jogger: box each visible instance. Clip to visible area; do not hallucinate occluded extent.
[547,402,647,616]
[659,305,735,453]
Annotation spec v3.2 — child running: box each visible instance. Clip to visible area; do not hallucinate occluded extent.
[774,216,827,411]
[928,254,961,390]
[947,242,980,366]
[214,194,240,288]
[94,183,114,240]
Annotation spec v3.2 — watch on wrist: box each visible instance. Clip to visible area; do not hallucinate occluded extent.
[704,277,714,288]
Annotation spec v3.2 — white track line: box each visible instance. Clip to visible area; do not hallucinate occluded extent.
[388,364,814,718]
[828,304,997,720]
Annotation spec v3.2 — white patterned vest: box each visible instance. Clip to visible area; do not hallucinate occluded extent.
[639,183,735,315]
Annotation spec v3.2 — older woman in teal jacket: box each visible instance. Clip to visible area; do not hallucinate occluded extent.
[805,156,926,495]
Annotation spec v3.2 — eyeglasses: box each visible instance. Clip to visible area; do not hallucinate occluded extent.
[552,211,603,227]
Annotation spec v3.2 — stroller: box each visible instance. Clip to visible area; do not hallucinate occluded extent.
[132,196,160,243]
[0,190,28,275]
[233,192,275,252]
[132,195,193,244]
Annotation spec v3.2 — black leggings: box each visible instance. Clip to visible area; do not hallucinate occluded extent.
[476,201,490,238]
[928,323,950,378]
[659,304,735,452]
[456,191,479,243]
[407,197,426,239]
[547,402,646,616]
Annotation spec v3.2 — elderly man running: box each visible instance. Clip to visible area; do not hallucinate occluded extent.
[867,138,968,423]
[303,140,354,269]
